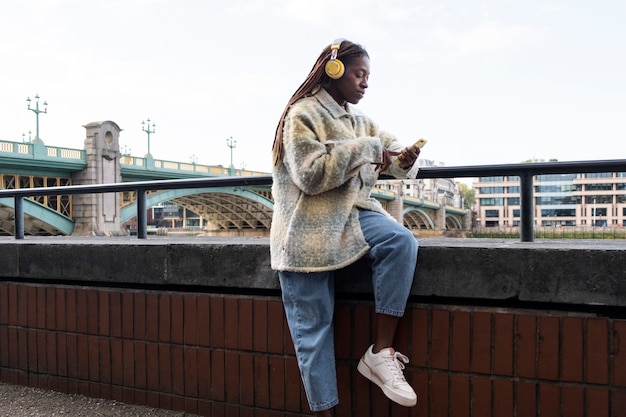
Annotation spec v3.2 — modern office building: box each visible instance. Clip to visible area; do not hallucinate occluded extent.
[473,172,626,228]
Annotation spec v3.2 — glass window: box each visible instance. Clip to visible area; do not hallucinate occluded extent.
[485,210,499,218]
[508,176,520,181]
[480,176,505,182]
[508,197,520,205]
[585,195,612,204]
[512,209,520,218]
[585,183,613,191]
[508,186,520,193]
[536,196,581,205]
[586,172,612,178]
[479,187,504,194]
[536,174,577,181]
[541,208,576,217]
[480,198,504,206]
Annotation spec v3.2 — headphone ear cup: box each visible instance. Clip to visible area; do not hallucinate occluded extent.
[325,58,345,79]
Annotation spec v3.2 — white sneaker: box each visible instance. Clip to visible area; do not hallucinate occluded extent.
[357,344,418,407]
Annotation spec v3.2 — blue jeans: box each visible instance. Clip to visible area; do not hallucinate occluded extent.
[279,209,418,412]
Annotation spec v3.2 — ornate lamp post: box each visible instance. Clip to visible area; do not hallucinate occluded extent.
[141,118,156,157]
[26,95,47,142]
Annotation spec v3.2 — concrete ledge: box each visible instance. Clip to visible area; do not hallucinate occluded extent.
[1,236,625,308]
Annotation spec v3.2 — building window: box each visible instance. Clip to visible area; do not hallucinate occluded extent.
[586,172,612,179]
[479,187,505,194]
[508,176,520,181]
[585,195,612,204]
[485,210,499,218]
[585,183,613,191]
[508,186,520,193]
[480,198,504,206]
[480,176,505,182]
[508,197,520,205]
[512,209,520,218]
[536,196,581,205]
[537,174,577,181]
[541,208,576,217]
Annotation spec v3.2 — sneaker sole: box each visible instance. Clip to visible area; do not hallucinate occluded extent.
[357,359,418,407]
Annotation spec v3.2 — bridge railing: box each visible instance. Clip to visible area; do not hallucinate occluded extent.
[1,159,624,241]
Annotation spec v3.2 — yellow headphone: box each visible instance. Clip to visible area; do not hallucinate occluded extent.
[325,38,345,79]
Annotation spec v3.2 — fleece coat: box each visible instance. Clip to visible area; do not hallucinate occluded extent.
[270,87,418,272]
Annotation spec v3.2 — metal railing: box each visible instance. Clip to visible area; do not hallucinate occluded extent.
[1,159,625,241]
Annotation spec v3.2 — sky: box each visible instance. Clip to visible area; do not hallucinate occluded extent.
[1,0,625,175]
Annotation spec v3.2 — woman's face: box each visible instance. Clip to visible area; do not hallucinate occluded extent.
[329,55,370,106]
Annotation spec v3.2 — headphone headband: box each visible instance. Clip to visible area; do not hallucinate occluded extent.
[325,38,346,79]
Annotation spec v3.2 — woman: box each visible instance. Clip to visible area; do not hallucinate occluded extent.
[270,38,421,416]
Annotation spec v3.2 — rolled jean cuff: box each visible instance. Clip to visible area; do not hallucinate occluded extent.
[375,307,405,317]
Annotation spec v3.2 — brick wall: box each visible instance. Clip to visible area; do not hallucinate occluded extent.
[1,281,625,416]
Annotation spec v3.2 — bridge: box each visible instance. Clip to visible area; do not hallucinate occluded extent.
[0,120,467,237]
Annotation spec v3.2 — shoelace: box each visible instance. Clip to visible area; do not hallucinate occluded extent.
[384,351,410,381]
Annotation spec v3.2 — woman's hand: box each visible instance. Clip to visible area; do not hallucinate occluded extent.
[396,143,421,169]
[374,148,400,173]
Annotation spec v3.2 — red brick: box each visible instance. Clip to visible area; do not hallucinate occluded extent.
[0,284,8,324]
[0,328,8,368]
[224,297,238,349]
[253,355,270,408]
[146,343,159,391]
[539,384,559,416]
[515,315,537,378]
[35,287,45,328]
[335,363,352,417]
[77,335,89,380]
[252,299,268,352]
[586,318,608,384]
[395,311,410,354]
[98,292,109,336]
[430,373,448,417]
[159,393,171,410]
[239,353,254,407]
[493,379,513,417]
[46,333,57,375]
[35,328,48,373]
[17,285,27,327]
[612,390,626,417]
[184,347,198,397]
[44,287,55,329]
[561,317,584,382]
[471,311,492,374]
[450,375,470,417]
[268,356,285,410]
[134,389,146,406]
[471,376,491,417]
[353,304,372,358]
[239,298,253,351]
[134,341,147,389]
[159,344,172,392]
[515,381,536,417]
[586,387,609,417]
[267,299,284,354]
[493,314,514,376]
[211,349,225,401]
[145,293,159,342]
[55,288,66,331]
[197,348,211,398]
[110,339,123,385]
[123,340,135,387]
[98,338,111,384]
[538,316,559,380]
[87,290,99,335]
[88,336,99,381]
[196,295,210,347]
[56,333,68,375]
[67,289,79,333]
[451,311,470,372]
[66,333,78,378]
[210,296,225,349]
[110,291,122,338]
[171,294,184,345]
[26,286,37,328]
[183,295,197,345]
[412,308,429,368]
[8,285,18,325]
[285,357,302,413]
[122,291,134,339]
[27,330,37,372]
[184,398,198,415]
[225,350,239,403]
[334,303,352,360]
[133,292,146,340]
[159,294,171,343]
[613,321,626,387]
[561,385,584,417]
[171,345,185,395]
[431,310,450,370]
[7,327,18,369]
[76,289,89,333]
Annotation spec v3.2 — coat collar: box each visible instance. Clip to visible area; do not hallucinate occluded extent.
[313,86,351,119]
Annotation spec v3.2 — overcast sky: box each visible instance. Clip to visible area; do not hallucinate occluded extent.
[1,0,624,174]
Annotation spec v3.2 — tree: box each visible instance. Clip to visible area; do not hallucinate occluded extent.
[457,182,475,211]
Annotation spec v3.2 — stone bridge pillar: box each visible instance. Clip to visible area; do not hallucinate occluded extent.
[386,180,405,224]
[71,121,125,236]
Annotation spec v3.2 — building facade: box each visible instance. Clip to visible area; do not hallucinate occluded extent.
[473,171,626,228]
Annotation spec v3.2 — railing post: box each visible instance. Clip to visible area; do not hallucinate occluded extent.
[14,196,24,240]
[520,172,534,242]
[137,188,147,239]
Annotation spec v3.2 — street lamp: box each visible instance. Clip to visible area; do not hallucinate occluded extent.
[141,118,156,157]
[26,94,47,142]
[592,197,597,228]
[226,136,237,175]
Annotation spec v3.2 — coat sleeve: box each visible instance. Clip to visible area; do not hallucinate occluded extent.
[281,108,383,196]
[379,130,420,179]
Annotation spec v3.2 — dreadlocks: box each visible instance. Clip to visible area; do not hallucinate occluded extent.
[271,40,369,166]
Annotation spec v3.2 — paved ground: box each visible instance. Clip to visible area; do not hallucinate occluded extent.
[0,383,200,416]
